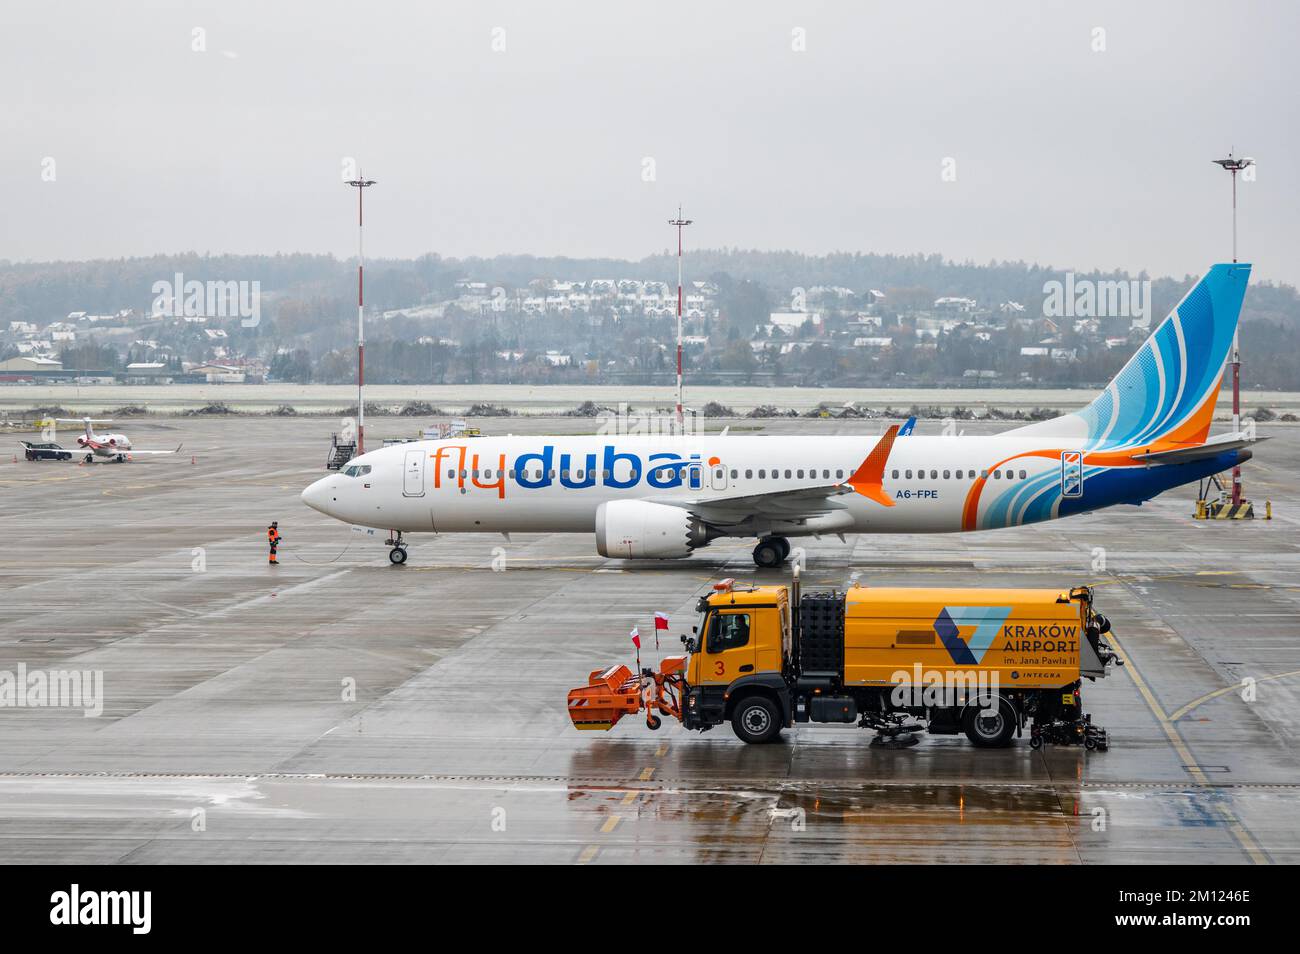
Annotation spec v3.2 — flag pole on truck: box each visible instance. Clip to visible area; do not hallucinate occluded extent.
[653,611,669,650]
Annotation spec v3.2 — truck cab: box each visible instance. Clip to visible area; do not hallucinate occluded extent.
[682,581,794,742]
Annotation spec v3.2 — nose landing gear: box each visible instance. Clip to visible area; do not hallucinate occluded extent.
[385,533,408,565]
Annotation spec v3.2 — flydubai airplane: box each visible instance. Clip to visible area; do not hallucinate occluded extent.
[302,263,1258,567]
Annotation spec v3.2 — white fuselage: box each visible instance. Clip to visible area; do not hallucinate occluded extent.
[79,431,132,456]
[300,431,1221,538]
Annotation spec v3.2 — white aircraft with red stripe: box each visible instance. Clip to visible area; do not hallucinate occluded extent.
[301,263,1260,567]
[57,417,182,463]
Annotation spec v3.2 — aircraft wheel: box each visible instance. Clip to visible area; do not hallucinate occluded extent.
[773,536,791,560]
[389,547,408,566]
[753,539,783,568]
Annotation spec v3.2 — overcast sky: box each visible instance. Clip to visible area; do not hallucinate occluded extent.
[4,0,1298,283]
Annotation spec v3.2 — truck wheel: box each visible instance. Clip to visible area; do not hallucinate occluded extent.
[731,696,781,744]
[962,698,1017,748]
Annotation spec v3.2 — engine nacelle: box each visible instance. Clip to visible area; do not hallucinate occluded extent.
[595,500,712,559]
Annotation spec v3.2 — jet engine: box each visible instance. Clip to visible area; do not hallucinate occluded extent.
[595,500,713,558]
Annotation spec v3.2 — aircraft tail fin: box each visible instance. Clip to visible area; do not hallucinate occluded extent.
[1006,263,1251,449]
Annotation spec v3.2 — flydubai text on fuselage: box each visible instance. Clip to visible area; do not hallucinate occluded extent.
[302,263,1258,566]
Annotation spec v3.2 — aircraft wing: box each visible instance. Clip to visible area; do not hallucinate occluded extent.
[649,425,900,526]
[1129,432,1265,465]
[127,443,184,456]
[651,482,856,525]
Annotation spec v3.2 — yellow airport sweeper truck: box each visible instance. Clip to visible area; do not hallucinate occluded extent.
[568,571,1120,749]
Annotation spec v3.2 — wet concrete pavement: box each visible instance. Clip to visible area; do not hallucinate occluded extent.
[0,415,1297,863]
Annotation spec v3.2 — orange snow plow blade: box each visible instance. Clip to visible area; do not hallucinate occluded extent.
[567,664,642,731]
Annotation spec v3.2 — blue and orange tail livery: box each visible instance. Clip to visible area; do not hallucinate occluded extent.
[1010,263,1251,450]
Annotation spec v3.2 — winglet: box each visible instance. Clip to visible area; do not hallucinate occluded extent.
[844,424,899,506]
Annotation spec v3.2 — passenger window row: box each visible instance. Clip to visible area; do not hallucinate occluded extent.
[443,467,853,483]
[450,468,633,481]
[890,468,1028,480]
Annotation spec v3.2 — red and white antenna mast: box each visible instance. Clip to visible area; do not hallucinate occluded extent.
[346,170,377,455]
[668,206,693,432]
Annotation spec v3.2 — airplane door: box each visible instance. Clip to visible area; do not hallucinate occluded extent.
[710,458,728,491]
[403,449,425,497]
[686,462,703,491]
[1061,451,1083,498]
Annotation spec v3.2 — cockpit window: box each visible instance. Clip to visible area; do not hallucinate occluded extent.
[342,464,372,477]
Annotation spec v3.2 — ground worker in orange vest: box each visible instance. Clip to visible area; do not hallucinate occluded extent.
[268,521,281,565]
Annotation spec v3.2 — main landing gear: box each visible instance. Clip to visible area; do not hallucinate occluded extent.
[386,532,408,565]
[752,536,791,568]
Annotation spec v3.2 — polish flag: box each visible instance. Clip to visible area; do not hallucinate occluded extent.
[630,627,641,649]
[654,612,669,631]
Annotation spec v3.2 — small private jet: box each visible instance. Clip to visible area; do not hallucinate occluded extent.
[54,417,183,463]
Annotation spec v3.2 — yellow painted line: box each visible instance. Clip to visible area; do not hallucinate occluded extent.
[638,767,655,781]
[655,743,669,757]
[1169,669,1300,723]
[600,815,621,834]
[1108,632,1269,865]
[621,791,638,806]
[576,845,598,864]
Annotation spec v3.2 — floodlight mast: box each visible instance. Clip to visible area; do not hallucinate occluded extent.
[346,173,377,454]
[1212,152,1253,506]
[668,207,693,432]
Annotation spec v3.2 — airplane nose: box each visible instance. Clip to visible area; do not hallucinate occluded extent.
[301,476,336,515]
